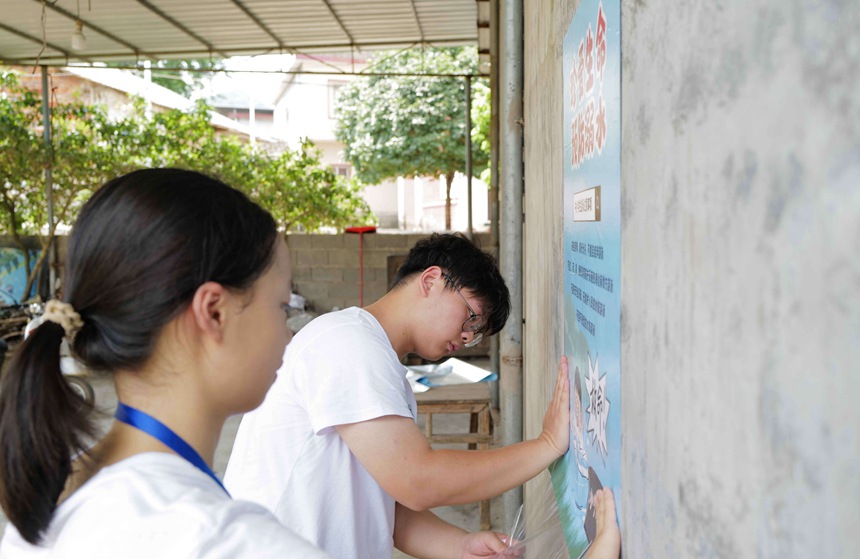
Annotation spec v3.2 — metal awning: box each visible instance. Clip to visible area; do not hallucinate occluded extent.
[0,0,490,66]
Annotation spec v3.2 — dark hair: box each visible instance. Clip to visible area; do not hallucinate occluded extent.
[0,168,279,544]
[391,233,510,335]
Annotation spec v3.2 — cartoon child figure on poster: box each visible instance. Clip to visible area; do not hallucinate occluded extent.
[572,366,590,513]
[574,362,608,548]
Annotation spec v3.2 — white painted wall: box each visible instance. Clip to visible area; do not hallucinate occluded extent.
[273,58,489,233]
[277,73,345,147]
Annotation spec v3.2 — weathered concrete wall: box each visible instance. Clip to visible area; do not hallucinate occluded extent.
[522,2,578,556]
[287,232,492,312]
[522,0,860,557]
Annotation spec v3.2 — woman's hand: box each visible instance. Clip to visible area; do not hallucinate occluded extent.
[586,489,621,559]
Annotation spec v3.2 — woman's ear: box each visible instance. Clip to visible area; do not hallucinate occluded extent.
[418,266,443,298]
[190,281,229,342]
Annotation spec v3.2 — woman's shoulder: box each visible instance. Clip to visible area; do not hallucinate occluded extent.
[1,453,330,559]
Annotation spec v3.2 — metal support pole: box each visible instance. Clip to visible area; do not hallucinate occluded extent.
[465,76,473,239]
[358,233,365,306]
[489,0,501,409]
[41,66,57,298]
[498,0,524,530]
[345,226,376,307]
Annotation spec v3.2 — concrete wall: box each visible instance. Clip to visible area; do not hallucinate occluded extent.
[521,2,578,555]
[522,1,859,557]
[287,232,493,312]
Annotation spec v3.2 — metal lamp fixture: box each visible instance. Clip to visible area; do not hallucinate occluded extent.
[71,20,87,51]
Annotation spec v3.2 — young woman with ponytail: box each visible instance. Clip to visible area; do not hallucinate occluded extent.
[0,168,329,558]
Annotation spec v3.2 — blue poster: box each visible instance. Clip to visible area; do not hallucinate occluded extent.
[0,248,40,305]
[550,0,621,557]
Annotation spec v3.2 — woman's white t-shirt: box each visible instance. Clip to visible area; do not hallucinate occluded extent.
[0,452,330,559]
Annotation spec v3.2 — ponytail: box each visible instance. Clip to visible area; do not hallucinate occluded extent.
[0,168,278,544]
[0,321,95,544]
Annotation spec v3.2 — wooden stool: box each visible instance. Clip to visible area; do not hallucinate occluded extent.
[414,383,494,530]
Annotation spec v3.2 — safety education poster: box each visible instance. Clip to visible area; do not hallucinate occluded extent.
[550,0,621,557]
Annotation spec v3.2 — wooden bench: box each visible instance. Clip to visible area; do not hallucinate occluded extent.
[414,382,494,530]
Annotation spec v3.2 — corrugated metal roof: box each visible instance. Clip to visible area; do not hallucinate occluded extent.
[0,0,483,65]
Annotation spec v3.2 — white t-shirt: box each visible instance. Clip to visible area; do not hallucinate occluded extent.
[225,307,417,559]
[0,453,330,559]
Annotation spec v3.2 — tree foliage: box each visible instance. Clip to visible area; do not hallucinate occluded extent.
[0,69,373,298]
[335,47,489,229]
[107,58,223,98]
[470,81,492,185]
[0,72,115,298]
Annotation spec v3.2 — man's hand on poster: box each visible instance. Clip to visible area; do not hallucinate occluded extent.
[539,356,571,457]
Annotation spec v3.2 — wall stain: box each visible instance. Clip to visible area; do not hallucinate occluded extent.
[637,103,652,145]
[764,155,803,233]
[678,478,741,558]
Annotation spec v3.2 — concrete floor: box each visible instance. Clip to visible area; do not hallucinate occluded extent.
[0,367,502,556]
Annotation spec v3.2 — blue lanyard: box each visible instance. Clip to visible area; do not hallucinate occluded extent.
[114,402,230,497]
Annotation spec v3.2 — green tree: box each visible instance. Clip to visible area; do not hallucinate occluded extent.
[253,140,372,233]
[335,47,489,230]
[108,58,223,98]
[470,81,492,185]
[90,98,373,233]
[0,72,114,298]
[1,70,373,299]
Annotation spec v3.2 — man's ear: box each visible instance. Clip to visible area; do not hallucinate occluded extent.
[189,281,229,343]
[418,266,444,298]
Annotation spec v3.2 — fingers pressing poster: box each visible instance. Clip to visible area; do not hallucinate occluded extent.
[550,1,621,557]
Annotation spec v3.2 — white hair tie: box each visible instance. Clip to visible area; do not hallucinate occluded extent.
[42,300,84,340]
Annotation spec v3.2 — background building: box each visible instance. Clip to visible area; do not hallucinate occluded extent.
[209,53,489,232]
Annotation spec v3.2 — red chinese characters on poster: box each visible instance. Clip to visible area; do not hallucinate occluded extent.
[570,4,608,169]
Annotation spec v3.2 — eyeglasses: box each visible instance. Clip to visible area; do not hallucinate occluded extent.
[442,273,484,348]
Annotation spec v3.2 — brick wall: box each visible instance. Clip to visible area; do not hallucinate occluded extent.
[287,232,493,312]
[2,233,495,313]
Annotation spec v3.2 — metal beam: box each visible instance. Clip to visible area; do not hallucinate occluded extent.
[34,0,151,59]
[0,21,78,62]
[465,76,473,239]
[499,0,525,531]
[135,0,228,58]
[320,0,357,46]
[230,0,287,51]
[409,0,425,43]
[293,51,361,76]
[41,66,57,297]
[488,0,500,404]
[1,37,480,66]
[17,62,484,79]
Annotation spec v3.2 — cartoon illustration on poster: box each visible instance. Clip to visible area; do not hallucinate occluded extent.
[0,248,40,305]
[549,1,621,557]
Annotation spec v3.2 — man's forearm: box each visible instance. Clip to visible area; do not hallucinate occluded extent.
[393,504,468,559]
[407,436,561,509]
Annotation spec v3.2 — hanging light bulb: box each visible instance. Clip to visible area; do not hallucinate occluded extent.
[71,20,87,51]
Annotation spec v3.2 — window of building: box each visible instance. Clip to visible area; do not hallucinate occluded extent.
[328,81,348,119]
[330,163,352,179]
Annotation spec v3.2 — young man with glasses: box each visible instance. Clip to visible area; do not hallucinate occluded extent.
[224,233,576,559]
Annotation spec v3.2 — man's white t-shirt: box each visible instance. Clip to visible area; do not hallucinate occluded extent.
[225,307,417,559]
[0,453,330,559]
